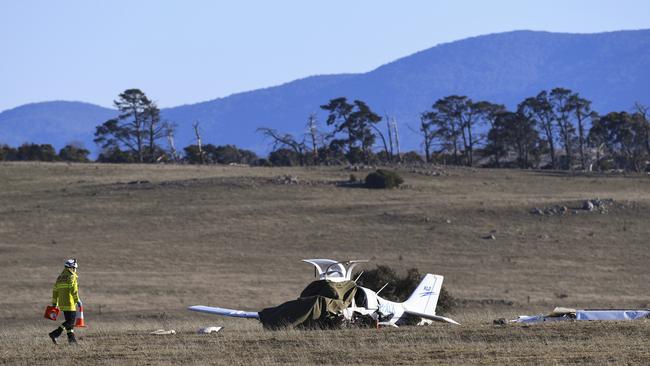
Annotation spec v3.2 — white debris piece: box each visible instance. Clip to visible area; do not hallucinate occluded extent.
[198,326,223,334]
[149,329,176,335]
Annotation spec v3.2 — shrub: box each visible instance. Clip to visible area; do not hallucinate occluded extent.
[0,145,18,161]
[59,145,90,162]
[402,151,424,163]
[268,148,302,166]
[97,147,135,163]
[364,169,403,189]
[16,143,58,161]
[355,265,455,315]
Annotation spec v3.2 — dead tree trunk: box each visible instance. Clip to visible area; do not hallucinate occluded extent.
[166,126,179,162]
[193,121,204,164]
[385,114,394,161]
[391,117,401,162]
[307,113,319,163]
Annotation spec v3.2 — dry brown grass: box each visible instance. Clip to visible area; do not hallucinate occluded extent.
[0,162,648,365]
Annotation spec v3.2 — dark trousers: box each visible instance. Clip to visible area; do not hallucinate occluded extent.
[51,311,76,337]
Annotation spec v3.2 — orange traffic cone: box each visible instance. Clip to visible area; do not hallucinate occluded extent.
[75,305,86,327]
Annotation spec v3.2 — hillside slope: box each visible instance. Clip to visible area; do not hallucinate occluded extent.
[2,29,649,154]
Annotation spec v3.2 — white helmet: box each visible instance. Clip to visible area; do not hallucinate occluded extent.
[64,259,78,269]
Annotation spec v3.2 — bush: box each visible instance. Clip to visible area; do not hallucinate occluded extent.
[402,151,424,163]
[16,143,58,161]
[364,169,403,189]
[355,265,455,315]
[268,148,302,166]
[0,145,18,161]
[59,145,90,162]
[97,147,135,163]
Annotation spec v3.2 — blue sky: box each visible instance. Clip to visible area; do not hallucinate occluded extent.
[1,0,649,112]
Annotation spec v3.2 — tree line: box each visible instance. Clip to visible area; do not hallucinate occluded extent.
[261,88,650,172]
[1,88,648,172]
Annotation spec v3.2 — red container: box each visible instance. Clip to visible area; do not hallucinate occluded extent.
[44,306,60,321]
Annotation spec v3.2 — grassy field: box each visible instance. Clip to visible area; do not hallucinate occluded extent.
[0,162,648,365]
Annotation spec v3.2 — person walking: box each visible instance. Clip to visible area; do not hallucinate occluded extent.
[48,259,82,344]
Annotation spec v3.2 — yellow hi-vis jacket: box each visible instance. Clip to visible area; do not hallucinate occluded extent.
[51,268,80,311]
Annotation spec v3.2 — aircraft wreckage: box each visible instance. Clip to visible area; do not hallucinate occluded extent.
[508,307,650,324]
[189,259,459,329]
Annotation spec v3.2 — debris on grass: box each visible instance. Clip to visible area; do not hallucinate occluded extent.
[149,329,176,335]
[198,326,222,334]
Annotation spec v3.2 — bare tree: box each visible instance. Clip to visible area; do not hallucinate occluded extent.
[390,116,401,162]
[419,113,436,163]
[192,121,205,164]
[164,122,180,162]
[306,113,319,162]
[257,127,307,166]
[369,123,390,162]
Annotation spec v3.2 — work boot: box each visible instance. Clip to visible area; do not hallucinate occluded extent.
[48,328,62,345]
[67,332,77,344]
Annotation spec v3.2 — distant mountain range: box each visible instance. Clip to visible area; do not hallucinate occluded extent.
[2,29,649,156]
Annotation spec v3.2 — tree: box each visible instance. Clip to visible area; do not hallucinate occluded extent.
[486,111,541,168]
[192,121,205,164]
[306,113,320,163]
[567,94,598,170]
[164,122,180,163]
[59,144,90,162]
[519,91,557,168]
[94,89,165,163]
[320,98,381,164]
[183,144,258,165]
[0,145,18,161]
[633,102,650,157]
[369,122,391,163]
[423,96,477,165]
[268,148,302,166]
[257,127,307,166]
[209,145,258,164]
[143,102,166,162]
[320,97,355,156]
[549,88,576,169]
[16,143,57,161]
[589,112,646,172]
[419,112,443,163]
[97,147,134,163]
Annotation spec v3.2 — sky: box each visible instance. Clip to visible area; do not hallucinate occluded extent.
[1,0,650,112]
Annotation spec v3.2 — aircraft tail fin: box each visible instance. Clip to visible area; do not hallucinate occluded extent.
[402,274,443,316]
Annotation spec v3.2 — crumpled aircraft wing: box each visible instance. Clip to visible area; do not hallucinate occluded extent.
[188,305,259,319]
[405,310,461,325]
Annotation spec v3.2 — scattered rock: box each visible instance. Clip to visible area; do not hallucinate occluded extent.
[274,175,299,185]
[531,198,616,216]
